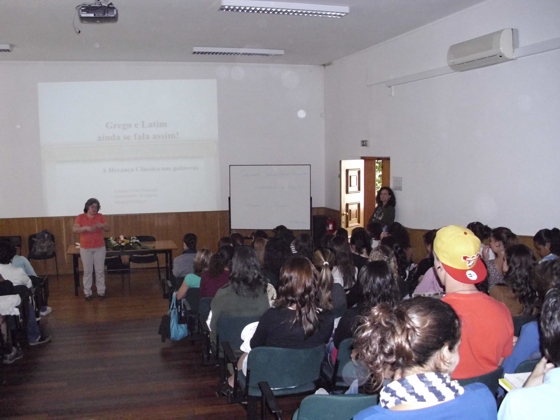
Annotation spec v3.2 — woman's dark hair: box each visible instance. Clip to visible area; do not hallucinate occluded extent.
[366,222,383,241]
[491,227,518,249]
[356,261,401,313]
[423,229,437,248]
[0,240,17,264]
[312,248,335,310]
[251,230,269,241]
[294,233,314,260]
[534,228,560,255]
[332,236,356,289]
[218,237,232,248]
[335,227,349,239]
[183,233,197,250]
[369,245,400,282]
[540,287,560,366]
[230,232,245,247]
[375,187,396,208]
[467,222,492,242]
[83,198,100,213]
[253,237,267,267]
[207,246,234,278]
[354,297,461,391]
[504,244,537,316]
[276,256,320,337]
[532,259,560,309]
[386,222,411,249]
[263,237,292,277]
[380,235,408,280]
[193,249,212,276]
[273,225,295,244]
[320,234,335,250]
[350,228,372,256]
[229,246,268,298]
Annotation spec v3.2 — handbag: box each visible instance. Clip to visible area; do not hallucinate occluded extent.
[169,292,189,341]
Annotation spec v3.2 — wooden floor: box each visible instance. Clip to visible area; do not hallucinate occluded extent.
[0,272,304,419]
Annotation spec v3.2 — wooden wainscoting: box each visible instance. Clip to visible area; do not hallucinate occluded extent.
[0,207,340,276]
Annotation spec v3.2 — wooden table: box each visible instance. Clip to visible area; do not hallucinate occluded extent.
[67,240,178,296]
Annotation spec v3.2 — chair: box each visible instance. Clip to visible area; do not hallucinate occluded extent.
[128,235,161,279]
[457,366,503,398]
[198,297,214,365]
[291,392,378,420]
[185,287,201,343]
[103,238,130,284]
[224,344,325,420]
[515,359,539,373]
[27,231,59,280]
[512,315,537,337]
[321,338,362,391]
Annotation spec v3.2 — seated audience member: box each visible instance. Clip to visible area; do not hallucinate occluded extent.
[435,225,513,379]
[335,227,349,240]
[502,259,560,374]
[218,237,232,248]
[172,233,197,279]
[199,246,234,298]
[333,261,400,353]
[467,221,494,260]
[176,249,212,300]
[273,225,295,246]
[380,235,412,298]
[261,237,292,289]
[490,244,537,317]
[331,236,357,290]
[409,229,437,294]
[320,233,335,250]
[209,246,270,341]
[354,297,497,420]
[350,228,371,270]
[312,248,343,316]
[293,233,314,260]
[482,227,518,290]
[230,232,245,247]
[533,228,560,263]
[250,230,268,243]
[252,237,267,268]
[498,287,560,420]
[366,221,383,249]
[0,241,51,346]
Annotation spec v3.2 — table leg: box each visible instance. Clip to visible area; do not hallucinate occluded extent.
[73,254,80,296]
[165,250,172,280]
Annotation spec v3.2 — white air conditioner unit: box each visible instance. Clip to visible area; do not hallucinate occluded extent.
[448,29,514,72]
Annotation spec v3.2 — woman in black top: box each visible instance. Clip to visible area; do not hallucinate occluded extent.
[368,187,396,228]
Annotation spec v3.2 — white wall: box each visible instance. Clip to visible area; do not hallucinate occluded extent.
[325,0,560,235]
[0,61,325,218]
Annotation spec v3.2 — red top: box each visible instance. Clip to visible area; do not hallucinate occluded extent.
[199,270,230,298]
[75,213,107,249]
[442,292,513,379]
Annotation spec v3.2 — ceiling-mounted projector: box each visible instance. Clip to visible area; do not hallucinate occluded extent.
[77,1,118,23]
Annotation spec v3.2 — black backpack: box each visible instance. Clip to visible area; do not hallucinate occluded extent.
[31,230,55,256]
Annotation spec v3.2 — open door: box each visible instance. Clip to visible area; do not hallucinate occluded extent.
[362,157,391,223]
[340,159,364,236]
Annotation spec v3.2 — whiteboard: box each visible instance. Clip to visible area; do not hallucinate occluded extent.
[229,165,311,230]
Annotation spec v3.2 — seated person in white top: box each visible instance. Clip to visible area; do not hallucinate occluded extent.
[498,286,560,420]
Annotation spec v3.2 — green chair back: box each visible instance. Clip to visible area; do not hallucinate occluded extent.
[217,315,261,357]
[293,394,378,420]
[515,359,539,373]
[457,366,503,397]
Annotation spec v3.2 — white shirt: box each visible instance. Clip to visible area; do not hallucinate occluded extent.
[0,264,32,288]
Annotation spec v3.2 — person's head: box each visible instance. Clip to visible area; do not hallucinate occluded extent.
[489,227,518,255]
[230,245,268,298]
[218,236,233,248]
[183,233,197,250]
[263,236,292,276]
[276,255,320,337]
[293,233,314,260]
[207,245,234,277]
[533,228,560,259]
[503,244,537,316]
[253,237,268,267]
[540,287,560,367]
[357,261,401,311]
[466,222,492,243]
[354,297,461,390]
[350,228,372,257]
[230,232,245,247]
[83,198,100,215]
[369,244,400,282]
[376,187,396,208]
[251,230,269,241]
[366,221,384,241]
[332,235,356,289]
[312,248,335,310]
[193,248,212,275]
[423,229,437,254]
[320,233,335,250]
[0,240,17,264]
[380,235,409,279]
[386,222,410,246]
[335,227,349,240]
[433,225,487,290]
[532,259,560,309]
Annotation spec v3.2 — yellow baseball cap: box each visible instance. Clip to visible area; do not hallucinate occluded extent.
[434,225,487,284]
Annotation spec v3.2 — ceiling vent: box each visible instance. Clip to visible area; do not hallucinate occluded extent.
[219,1,349,18]
[193,47,284,56]
[0,44,13,52]
[448,29,515,72]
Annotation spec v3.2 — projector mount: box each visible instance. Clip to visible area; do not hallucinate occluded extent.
[73,1,118,34]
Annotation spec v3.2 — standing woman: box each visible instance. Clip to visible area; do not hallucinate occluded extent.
[73,198,110,301]
[368,187,396,228]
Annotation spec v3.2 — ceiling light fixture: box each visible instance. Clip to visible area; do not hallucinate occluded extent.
[193,47,284,56]
[219,0,349,18]
[0,44,13,52]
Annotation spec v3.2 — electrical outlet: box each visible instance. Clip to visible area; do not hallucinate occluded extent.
[361,140,368,147]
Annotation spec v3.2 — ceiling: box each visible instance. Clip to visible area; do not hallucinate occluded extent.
[0,0,488,65]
